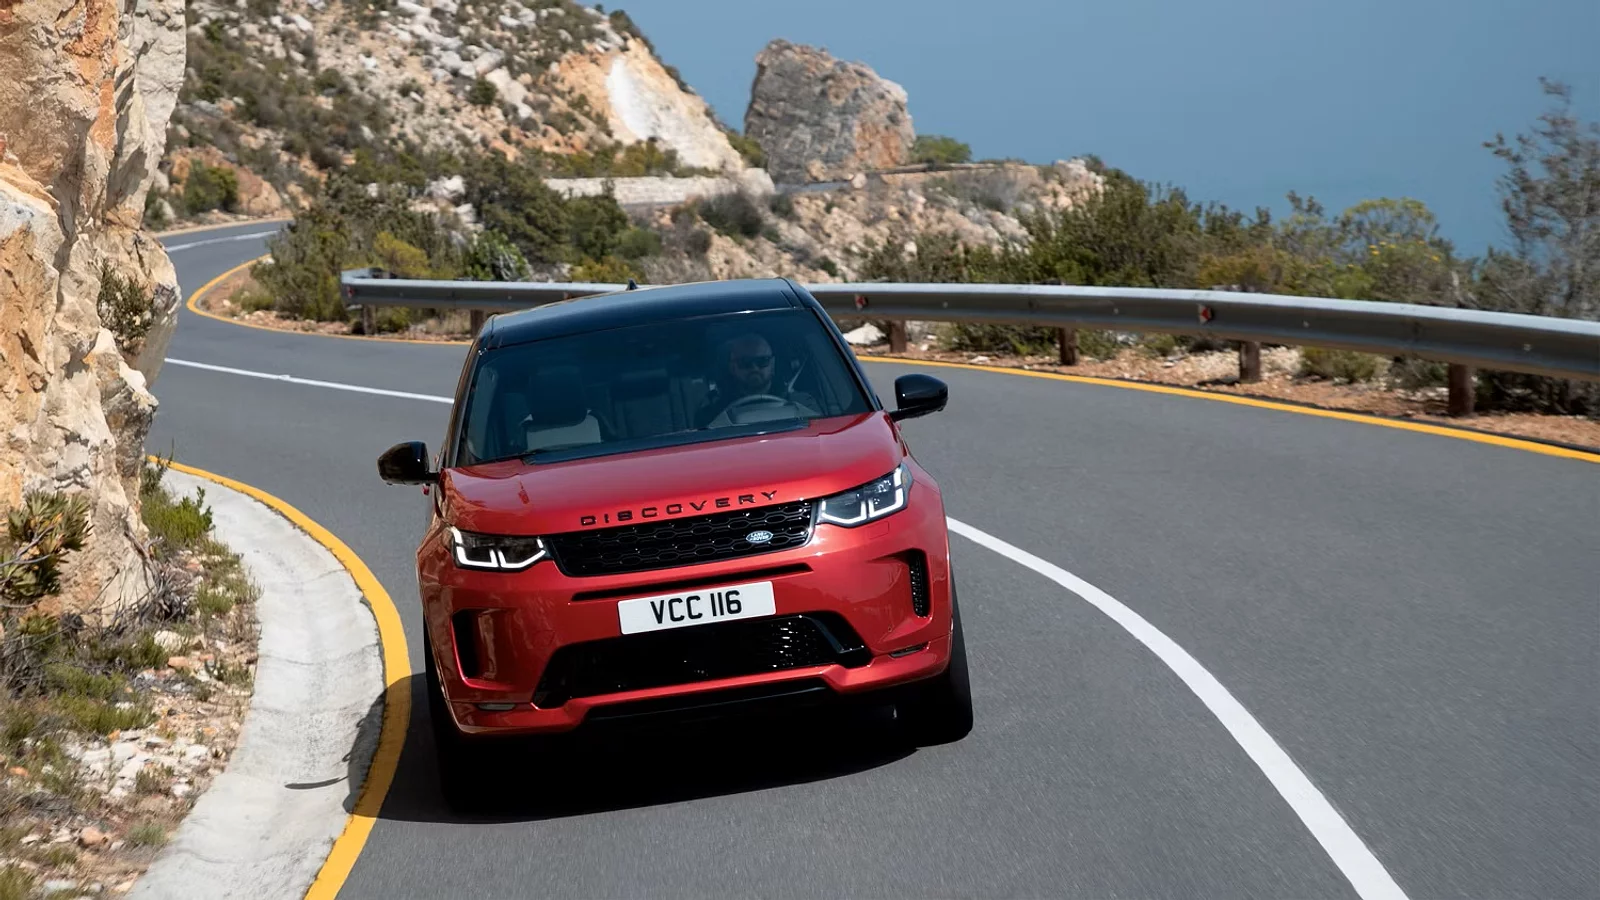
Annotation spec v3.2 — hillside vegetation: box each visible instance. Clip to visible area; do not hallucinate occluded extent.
[164,0,1597,418]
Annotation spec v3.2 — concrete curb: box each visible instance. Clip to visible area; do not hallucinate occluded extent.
[130,470,384,900]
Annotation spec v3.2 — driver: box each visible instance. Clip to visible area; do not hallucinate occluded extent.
[696,332,818,427]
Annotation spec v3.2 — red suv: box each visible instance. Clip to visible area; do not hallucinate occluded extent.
[379,278,971,807]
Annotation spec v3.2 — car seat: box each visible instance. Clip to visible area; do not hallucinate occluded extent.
[520,368,605,453]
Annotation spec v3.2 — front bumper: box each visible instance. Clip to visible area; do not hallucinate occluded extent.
[420,479,953,735]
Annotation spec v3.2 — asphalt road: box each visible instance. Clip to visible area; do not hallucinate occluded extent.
[152,224,1599,899]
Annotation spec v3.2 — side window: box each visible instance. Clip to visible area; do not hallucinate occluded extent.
[461,363,500,463]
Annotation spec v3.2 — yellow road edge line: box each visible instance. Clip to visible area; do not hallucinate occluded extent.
[185,255,472,347]
[184,264,1598,464]
[149,457,411,900]
[855,354,1600,464]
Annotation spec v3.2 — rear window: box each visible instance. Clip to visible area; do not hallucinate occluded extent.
[454,308,873,465]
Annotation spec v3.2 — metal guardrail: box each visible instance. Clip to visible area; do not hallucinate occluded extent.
[339,267,1600,414]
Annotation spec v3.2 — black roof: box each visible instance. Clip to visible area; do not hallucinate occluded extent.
[482,278,812,350]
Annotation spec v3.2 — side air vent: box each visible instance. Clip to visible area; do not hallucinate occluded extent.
[450,610,484,680]
[906,551,931,617]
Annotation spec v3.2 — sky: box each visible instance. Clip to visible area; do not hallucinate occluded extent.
[604,0,1599,256]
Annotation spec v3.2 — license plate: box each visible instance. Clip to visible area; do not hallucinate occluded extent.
[617,581,776,635]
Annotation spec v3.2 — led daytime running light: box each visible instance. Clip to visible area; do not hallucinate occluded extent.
[817,464,910,527]
[449,527,548,570]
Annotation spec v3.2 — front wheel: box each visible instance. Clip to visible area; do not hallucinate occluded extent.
[897,584,974,745]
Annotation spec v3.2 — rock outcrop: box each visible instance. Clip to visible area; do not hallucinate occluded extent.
[0,0,184,616]
[559,42,747,172]
[744,40,916,184]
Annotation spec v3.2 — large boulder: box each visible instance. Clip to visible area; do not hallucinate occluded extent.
[744,40,915,184]
[0,0,185,617]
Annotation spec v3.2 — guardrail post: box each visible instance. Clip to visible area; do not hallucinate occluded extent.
[1448,364,1474,416]
[1239,341,1261,383]
[888,321,907,353]
[360,304,375,336]
[1057,328,1079,366]
[469,309,486,336]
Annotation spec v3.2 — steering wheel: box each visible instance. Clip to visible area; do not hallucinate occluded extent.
[726,393,791,411]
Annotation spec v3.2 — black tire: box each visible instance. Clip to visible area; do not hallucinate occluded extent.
[897,584,974,745]
[424,632,502,814]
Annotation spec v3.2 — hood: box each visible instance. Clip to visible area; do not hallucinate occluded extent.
[442,412,905,535]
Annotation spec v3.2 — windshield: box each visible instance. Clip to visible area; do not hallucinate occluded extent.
[454,307,873,466]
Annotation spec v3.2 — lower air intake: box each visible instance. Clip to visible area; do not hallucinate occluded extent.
[532,613,868,708]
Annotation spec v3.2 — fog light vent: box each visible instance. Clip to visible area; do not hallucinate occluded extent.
[450,610,483,680]
[907,551,930,617]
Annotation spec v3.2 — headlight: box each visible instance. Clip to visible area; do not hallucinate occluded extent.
[449,527,548,571]
[816,463,911,527]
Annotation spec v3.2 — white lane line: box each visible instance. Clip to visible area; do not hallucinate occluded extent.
[945,517,1408,900]
[166,358,1407,899]
[163,358,453,405]
[163,230,281,253]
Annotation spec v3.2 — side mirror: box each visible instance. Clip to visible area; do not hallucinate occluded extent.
[889,374,948,421]
[378,440,435,484]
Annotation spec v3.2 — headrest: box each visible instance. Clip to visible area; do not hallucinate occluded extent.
[525,369,590,428]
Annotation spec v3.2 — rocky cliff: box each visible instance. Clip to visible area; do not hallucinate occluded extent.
[744,40,916,184]
[0,0,184,616]
[156,0,756,226]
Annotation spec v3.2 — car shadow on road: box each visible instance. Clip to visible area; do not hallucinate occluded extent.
[343,675,918,825]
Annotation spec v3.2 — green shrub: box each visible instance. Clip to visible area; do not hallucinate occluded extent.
[373,231,431,279]
[232,286,276,313]
[816,257,839,277]
[686,229,712,256]
[565,192,631,260]
[697,191,764,238]
[463,229,530,281]
[1388,357,1447,390]
[468,77,498,107]
[725,130,766,168]
[910,135,972,166]
[183,162,239,215]
[615,227,662,260]
[463,154,573,264]
[767,192,795,219]
[127,822,168,848]
[96,633,167,671]
[1,492,89,608]
[57,696,152,736]
[135,764,170,795]
[97,262,153,355]
[1299,347,1383,382]
[141,483,214,554]
[570,255,640,284]
[1140,333,1180,358]
[0,865,32,900]
[938,323,1061,356]
[44,664,121,701]
[256,177,460,321]
[1076,330,1124,360]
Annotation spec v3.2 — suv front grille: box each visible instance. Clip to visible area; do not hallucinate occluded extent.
[532,613,868,708]
[545,500,814,577]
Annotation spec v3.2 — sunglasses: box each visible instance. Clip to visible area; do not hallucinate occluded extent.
[733,354,773,369]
